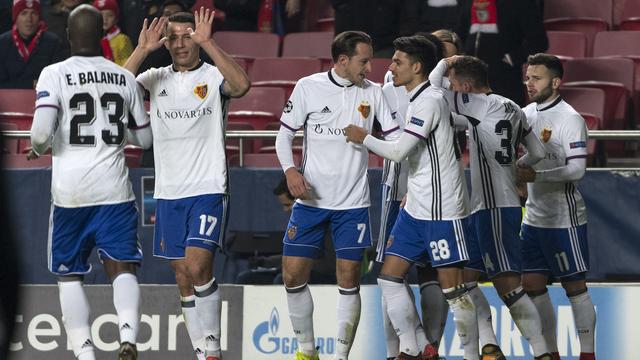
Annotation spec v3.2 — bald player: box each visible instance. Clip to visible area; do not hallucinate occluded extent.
[29,4,152,360]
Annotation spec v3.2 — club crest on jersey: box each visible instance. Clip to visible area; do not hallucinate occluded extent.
[193,84,208,100]
[357,100,370,119]
[541,127,552,143]
[287,225,297,240]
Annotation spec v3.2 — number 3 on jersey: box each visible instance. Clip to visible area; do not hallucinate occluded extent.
[430,239,450,261]
[199,215,218,237]
[69,92,125,146]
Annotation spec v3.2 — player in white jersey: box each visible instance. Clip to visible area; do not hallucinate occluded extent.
[518,54,596,360]
[28,5,152,360]
[124,9,250,360]
[275,31,399,360]
[345,35,479,360]
[377,33,451,360]
[430,55,552,360]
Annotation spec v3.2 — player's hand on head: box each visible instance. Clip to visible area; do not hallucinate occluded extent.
[138,17,168,52]
[516,166,536,183]
[343,124,368,144]
[188,7,214,45]
[284,167,311,199]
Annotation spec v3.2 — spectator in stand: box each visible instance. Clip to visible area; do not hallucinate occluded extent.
[42,0,82,58]
[419,0,463,32]
[332,0,418,58]
[456,0,548,106]
[0,0,63,88]
[1,0,12,33]
[93,0,133,66]
[214,0,260,31]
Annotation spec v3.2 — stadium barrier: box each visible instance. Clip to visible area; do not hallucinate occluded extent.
[7,284,638,359]
[3,168,640,284]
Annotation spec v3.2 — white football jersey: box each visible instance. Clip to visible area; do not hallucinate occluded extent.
[381,81,409,201]
[34,56,149,207]
[522,97,588,228]
[449,91,529,212]
[280,70,399,210]
[403,82,469,220]
[137,62,228,200]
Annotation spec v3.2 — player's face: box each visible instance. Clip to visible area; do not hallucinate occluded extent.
[100,9,116,31]
[165,21,200,70]
[277,193,295,213]
[526,64,558,103]
[343,42,372,85]
[389,50,416,87]
[15,9,39,38]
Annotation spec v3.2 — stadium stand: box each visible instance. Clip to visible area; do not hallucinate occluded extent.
[0,89,35,130]
[226,121,256,156]
[367,58,392,85]
[2,154,51,168]
[228,87,286,137]
[544,0,613,27]
[0,123,18,154]
[620,0,640,30]
[546,31,588,59]
[212,31,280,58]
[563,57,635,156]
[249,57,322,99]
[281,31,334,59]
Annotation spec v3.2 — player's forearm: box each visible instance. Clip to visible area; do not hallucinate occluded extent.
[429,59,448,89]
[518,131,545,167]
[127,126,153,149]
[275,126,296,172]
[363,132,418,163]
[30,106,57,155]
[201,40,250,98]
[123,47,150,75]
[535,158,586,182]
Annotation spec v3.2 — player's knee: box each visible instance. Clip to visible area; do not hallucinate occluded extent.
[282,270,306,288]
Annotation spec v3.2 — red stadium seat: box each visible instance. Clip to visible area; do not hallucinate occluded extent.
[249,58,322,99]
[563,58,634,156]
[0,123,19,154]
[559,87,606,126]
[593,31,640,124]
[316,17,335,32]
[0,89,36,129]
[228,87,286,131]
[281,32,334,59]
[228,153,301,168]
[213,31,280,58]
[368,58,392,85]
[544,0,613,26]
[546,31,587,59]
[620,0,640,30]
[2,154,51,168]
[543,18,608,56]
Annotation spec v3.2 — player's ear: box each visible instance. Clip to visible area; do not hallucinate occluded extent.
[551,77,561,90]
[412,61,421,76]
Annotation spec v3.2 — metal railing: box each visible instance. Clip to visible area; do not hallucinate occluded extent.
[3,129,640,168]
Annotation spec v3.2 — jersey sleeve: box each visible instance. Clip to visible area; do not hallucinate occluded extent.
[136,68,159,92]
[403,97,441,140]
[126,73,150,130]
[561,113,588,161]
[34,66,62,110]
[374,86,400,138]
[279,79,308,132]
